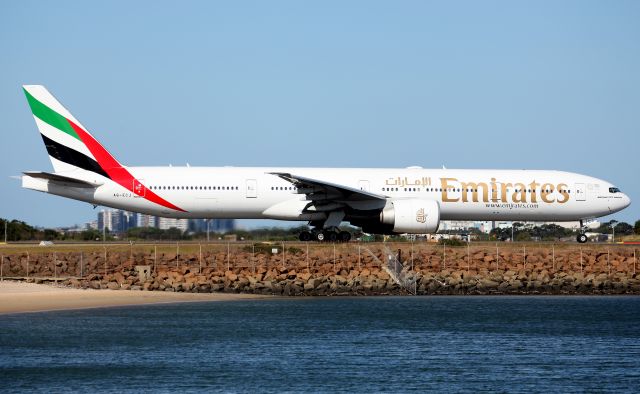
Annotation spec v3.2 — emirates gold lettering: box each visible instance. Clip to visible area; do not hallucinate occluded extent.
[437,177,571,205]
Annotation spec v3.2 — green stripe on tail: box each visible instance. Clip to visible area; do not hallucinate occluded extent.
[23,88,80,141]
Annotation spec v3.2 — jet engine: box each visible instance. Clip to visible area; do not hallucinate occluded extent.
[379,199,440,234]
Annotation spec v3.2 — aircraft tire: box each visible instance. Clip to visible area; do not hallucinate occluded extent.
[338,231,351,242]
[577,234,588,243]
[315,232,325,242]
[299,231,312,242]
[324,230,338,242]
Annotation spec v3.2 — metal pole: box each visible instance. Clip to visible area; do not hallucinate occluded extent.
[199,244,202,274]
[252,244,256,274]
[80,252,84,278]
[411,240,414,270]
[357,244,361,271]
[282,242,286,270]
[552,244,555,272]
[307,243,310,271]
[54,252,57,281]
[1,254,3,281]
[607,248,610,276]
[333,243,336,272]
[27,252,29,279]
[467,241,470,273]
[523,245,526,271]
[634,249,636,275]
[154,244,157,274]
[176,242,179,268]
[226,243,230,271]
[104,247,107,277]
[495,243,499,271]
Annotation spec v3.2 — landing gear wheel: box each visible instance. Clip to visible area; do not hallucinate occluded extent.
[577,233,588,243]
[315,232,325,242]
[324,230,338,242]
[299,231,312,242]
[338,231,351,242]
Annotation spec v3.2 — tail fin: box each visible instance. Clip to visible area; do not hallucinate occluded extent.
[22,85,120,178]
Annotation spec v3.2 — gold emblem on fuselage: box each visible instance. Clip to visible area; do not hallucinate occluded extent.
[416,208,427,223]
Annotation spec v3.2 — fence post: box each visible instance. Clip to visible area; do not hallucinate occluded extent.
[80,252,83,278]
[333,243,336,272]
[282,242,286,270]
[176,242,179,269]
[54,252,57,281]
[154,244,157,274]
[199,244,202,274]
[103,246,107,277]
[523,245,526,271]
[357,244,361,271]
[467,242,470,273]
[495,243,499,272]
[227,243,230,272]
[27,252,30,279]
[634,249,636,276]
[443,242,447,271]
[307,243,310,271]
[607,248,610,276]
[552,245,555,272]
[252,244,256,274]
[1,254,3,281]
[411,241,414,271]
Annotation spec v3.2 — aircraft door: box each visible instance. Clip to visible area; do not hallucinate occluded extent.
[246,179,257,198]
[575,183,585,201]
[358,180,370,192]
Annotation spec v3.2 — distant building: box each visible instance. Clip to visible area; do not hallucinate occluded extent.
[158,217,189,232]
[188,219,236,233]
[137,213,157,228]
[96,209,235,234]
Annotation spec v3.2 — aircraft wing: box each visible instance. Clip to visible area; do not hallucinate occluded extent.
[268,172,386,207]
[23,171,102,189]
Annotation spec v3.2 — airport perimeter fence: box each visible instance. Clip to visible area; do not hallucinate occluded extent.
[0,242,638,280]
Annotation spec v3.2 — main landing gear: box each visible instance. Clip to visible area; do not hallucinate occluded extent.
[298,228,352,242]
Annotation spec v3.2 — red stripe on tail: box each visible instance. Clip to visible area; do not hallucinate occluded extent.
[67,119,186,213]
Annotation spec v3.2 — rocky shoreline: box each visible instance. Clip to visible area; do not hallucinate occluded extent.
[1,244,638,295]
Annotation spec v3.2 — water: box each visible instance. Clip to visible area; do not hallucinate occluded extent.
[1,297,639,393]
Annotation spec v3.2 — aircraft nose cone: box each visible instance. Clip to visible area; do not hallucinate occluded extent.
[623,193,631,208]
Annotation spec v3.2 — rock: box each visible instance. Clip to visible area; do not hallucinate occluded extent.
[107,282,120,290]
[131,285,142,291]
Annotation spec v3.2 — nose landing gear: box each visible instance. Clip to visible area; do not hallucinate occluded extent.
[576,220,589,243]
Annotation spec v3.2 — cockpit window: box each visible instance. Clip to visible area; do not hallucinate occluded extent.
[609,187,621,193]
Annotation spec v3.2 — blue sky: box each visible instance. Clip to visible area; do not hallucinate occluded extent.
[1,0,638,228]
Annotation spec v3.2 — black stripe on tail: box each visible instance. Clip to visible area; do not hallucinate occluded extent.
[40,133,110,179]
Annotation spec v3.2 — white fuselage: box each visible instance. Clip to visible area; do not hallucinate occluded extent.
[24,166,631,223]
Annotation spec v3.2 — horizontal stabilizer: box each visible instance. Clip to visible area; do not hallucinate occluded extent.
[22,171,102,188]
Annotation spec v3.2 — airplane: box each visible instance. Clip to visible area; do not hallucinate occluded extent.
[20,85,631,243]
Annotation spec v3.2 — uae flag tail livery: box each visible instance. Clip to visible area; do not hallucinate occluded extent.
[22,85,185,212]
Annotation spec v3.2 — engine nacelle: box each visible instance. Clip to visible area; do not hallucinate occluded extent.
[380,199,440,234]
